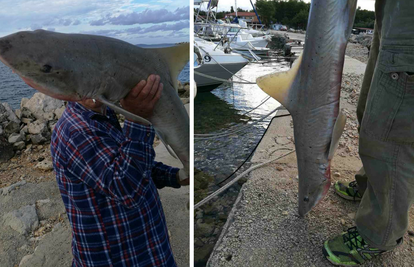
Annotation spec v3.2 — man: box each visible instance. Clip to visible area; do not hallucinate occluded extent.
[51,74,188,267]
[323,1,414,265]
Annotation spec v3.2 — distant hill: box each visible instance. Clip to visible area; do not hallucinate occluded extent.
[136,43,177,48]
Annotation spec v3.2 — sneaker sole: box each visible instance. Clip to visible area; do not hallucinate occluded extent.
[322,241,360,266]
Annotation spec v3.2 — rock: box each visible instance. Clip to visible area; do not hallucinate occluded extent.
[1,102,20,123]
[8,132,24,144]
[35,160,53,171]
[54,106,66,119]
[21,107,33,118]
[0,102,7,114]
[334,172,341,177]
[14,141,26,150]
[21,118,34,124]
[19,223,72,267]
[5,121,20,134]
[36,199,66,220]
[19,254,34,267]
[1,180,26,195]
[21,126,28,135]
[347,212,356,220]
[0,125,3,135]
[24,144,32,154]
[23,93,64,120]
[276,166,284,171]
[44,112,55,121]
[28,120,48,135]
[15,109,22,119]
[0,112,7,123]
[30,134,47,145]
[48,121,57,132]
[0,135,14,163]
[20,98,30,110]
[2,205,39,235]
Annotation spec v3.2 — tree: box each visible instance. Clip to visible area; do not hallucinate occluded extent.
[230,6,234,13]
[291,8,309,29]
[255,0,275,26]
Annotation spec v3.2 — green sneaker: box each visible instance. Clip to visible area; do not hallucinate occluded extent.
[334,181,362,201]
[323,227,387,266]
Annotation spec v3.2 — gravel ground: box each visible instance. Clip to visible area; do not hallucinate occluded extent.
[207,52,414,266]
[345,43,370,64]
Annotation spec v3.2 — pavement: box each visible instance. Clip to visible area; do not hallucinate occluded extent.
[207,53,414,266]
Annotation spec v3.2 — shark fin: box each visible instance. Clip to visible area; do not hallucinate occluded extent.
[97,95,152,126]
[155,129,178,159]
[328,109,347,160]
[256,53,302,111]
[147,43,189,91]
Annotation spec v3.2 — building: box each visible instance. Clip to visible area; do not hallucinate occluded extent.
[225,12,260,24]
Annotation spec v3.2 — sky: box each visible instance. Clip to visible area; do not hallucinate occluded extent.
[0,0,189,45]
[215,0,375,12]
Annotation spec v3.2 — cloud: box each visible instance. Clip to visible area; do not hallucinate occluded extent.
[73,20,81,25]
[90,7,189,26]
[82,21,188,38]
[30,24,42,30]
[59,18,73,26]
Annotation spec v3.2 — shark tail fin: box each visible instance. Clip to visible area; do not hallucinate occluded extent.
[148,43,189,91]
[256,53,302,111]
[328,109,347,160]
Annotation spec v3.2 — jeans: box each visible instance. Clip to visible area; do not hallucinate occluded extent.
[354,0,414,250]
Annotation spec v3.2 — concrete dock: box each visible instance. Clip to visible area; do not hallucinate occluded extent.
[207,56,414,267]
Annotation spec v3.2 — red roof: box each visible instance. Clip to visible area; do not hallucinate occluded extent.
[226,12,256,17]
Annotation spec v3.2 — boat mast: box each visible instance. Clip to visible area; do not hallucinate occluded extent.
[235,0,238,18]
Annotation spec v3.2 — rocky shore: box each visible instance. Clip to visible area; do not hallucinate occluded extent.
[0,83,190,267]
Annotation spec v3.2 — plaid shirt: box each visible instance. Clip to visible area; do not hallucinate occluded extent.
[51,102,180,267]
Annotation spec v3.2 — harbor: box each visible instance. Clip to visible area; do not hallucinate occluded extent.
[193,24,303,264]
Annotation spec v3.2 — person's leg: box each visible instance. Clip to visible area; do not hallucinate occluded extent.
[334,18,382,201]
[324,1,414,264]
[356,0,414,250]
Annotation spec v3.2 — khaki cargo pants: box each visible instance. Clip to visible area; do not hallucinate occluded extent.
[355,0,414,250]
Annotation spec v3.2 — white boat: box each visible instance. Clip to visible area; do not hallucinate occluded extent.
[194,37,249,90]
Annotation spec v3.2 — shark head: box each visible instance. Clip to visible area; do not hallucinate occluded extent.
[298,159,331,217]
[0,30,81,101]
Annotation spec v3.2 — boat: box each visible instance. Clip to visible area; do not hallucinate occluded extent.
[194,37,249,91]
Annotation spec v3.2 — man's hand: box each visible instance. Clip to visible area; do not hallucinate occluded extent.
[120,75,163,121]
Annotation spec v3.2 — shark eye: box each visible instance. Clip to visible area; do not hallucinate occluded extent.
[41,64,52,73]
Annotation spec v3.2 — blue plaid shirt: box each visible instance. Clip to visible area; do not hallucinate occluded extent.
[51,102,180,267]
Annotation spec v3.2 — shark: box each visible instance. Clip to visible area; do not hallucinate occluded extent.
[0,30,189,178]
[257,0,357,216]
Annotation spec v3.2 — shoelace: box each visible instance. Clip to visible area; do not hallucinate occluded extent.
[348,181,361,201]
[343,227,367,250]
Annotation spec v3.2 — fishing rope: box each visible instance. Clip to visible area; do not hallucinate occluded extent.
[194,107,280,139]
[216,113,291,186]
[241,96,271,116]
[194,71,256,85]
[194,149,296,209]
